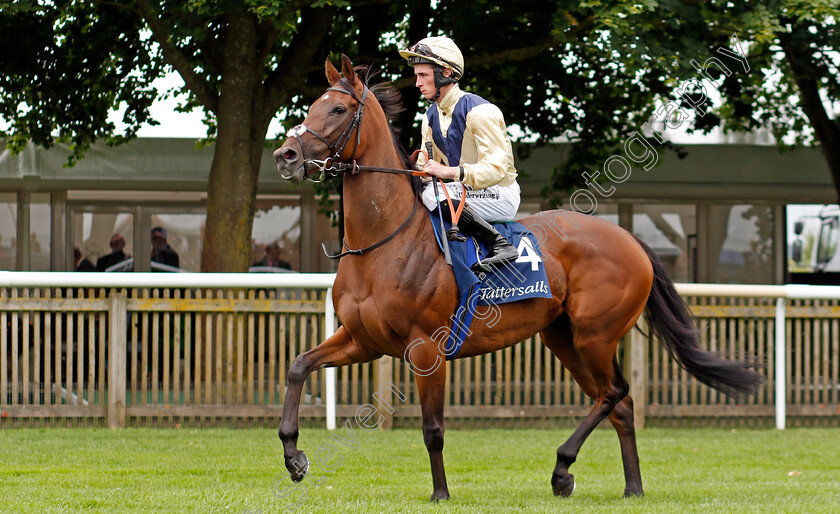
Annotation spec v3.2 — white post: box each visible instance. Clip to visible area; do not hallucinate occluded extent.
[325,287,337,430]
[774,297,786,430]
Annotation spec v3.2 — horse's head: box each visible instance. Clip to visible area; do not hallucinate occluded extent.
[274,55,371,184]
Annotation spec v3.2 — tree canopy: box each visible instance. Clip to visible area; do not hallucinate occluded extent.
[3,0,840,272]
[702,1,840,200]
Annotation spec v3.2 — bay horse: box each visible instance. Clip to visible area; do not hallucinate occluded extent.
[273,55,764,501]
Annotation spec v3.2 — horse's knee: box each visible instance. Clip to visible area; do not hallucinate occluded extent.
[422,422,444,453]
[607,385,629,408]
[287,355,310,384]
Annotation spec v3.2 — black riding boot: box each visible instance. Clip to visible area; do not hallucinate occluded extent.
[456,205,520,272]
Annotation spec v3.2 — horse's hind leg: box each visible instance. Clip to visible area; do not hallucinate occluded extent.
[608,392,643,496]
[278,327,381,482]
[540,317,642,497]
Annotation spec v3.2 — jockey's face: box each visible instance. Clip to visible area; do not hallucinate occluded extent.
[414,64,453,101]
[413,64,436,100]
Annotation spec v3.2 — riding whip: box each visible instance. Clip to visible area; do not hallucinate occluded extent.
[428,141,452,266]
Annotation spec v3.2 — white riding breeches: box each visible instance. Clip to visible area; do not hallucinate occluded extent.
[421,180,521,222]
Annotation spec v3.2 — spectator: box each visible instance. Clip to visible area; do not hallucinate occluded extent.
[74,247,95,272]
[252,243,291,270]
[96,233,129,271]
[151,226,179,270]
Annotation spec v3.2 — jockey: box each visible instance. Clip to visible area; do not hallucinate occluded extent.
[400,36,521,272]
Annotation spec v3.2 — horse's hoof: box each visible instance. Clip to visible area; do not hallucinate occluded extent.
[285,451,310,483]
[623,488,643,498]
[430,490,450,502]
[552,473,575,497]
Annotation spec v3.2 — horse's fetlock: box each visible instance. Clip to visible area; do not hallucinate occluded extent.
[556,446,576,466]
[278,427,299,443]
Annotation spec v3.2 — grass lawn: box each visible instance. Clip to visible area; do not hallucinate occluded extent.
[1,426,838,513]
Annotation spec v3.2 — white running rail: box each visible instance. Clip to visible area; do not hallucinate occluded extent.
[677,283,840,429]
[0,271,340,429]
[3,273,839,430]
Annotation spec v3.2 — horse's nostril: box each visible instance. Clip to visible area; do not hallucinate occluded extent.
[274,147,298,165]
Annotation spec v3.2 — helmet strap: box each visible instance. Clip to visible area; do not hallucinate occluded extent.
[432,66,456,102]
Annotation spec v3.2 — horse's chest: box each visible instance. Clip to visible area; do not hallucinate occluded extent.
[335,291,400,344]
[332,253,454,347]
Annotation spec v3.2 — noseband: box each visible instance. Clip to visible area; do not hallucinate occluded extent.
[283,84,370,183]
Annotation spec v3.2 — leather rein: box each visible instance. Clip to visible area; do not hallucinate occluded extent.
[288,83,425,260]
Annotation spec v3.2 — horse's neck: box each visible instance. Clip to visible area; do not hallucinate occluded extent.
[341,145,419,251]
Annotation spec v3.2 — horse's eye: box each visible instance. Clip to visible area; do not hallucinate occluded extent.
[332,106,347,115]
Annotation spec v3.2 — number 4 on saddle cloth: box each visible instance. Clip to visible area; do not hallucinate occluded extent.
[428,211,552,359]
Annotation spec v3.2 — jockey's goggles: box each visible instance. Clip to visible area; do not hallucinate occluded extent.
[406,43,464,79]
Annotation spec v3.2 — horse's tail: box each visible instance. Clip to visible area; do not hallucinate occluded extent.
[634,236,765,398]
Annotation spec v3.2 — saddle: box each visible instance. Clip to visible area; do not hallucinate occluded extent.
[428,212,551,358]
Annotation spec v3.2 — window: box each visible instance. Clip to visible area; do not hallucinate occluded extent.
[72,212,134,272]
[0,193,51,271]
[250,199,300,271]
[150,214,204,272]
[708,205,774,284]
[633,204,696,283]
[816,218,840,268]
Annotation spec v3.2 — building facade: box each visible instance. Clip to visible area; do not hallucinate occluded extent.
[1,137,833,283]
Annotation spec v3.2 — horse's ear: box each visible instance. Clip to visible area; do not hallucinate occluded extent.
[340,54,356,86]
[325,56,341,86]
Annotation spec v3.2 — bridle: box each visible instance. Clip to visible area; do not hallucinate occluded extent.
[285,81,423,260]
[281,83,370,184]
[283,83,430,182]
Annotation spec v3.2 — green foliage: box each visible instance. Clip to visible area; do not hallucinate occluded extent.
[0,1,162,164]
[694,2,840,152]
[4,0,840,215]
[431,0,730,203]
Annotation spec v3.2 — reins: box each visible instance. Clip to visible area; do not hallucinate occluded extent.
[322,194,419,260]
[304,158,430,178]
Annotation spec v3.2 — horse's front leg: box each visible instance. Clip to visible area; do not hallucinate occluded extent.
[411,345,450,501]
[278,327,379,482]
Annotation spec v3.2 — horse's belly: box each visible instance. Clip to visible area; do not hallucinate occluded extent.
[453,297,560,358]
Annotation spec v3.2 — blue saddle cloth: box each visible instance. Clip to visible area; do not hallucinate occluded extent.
[428,211,551,359]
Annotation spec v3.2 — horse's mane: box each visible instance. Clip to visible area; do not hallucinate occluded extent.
[336,66,424,198]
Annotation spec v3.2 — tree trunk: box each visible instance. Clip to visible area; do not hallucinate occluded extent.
[201,10,266,273]
[781,27,840,204]
[198,7,335,273]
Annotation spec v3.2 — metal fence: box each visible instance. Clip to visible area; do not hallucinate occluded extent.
[1,273,838,429]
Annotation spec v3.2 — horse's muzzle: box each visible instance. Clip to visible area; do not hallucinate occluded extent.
[274,144,305,183]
